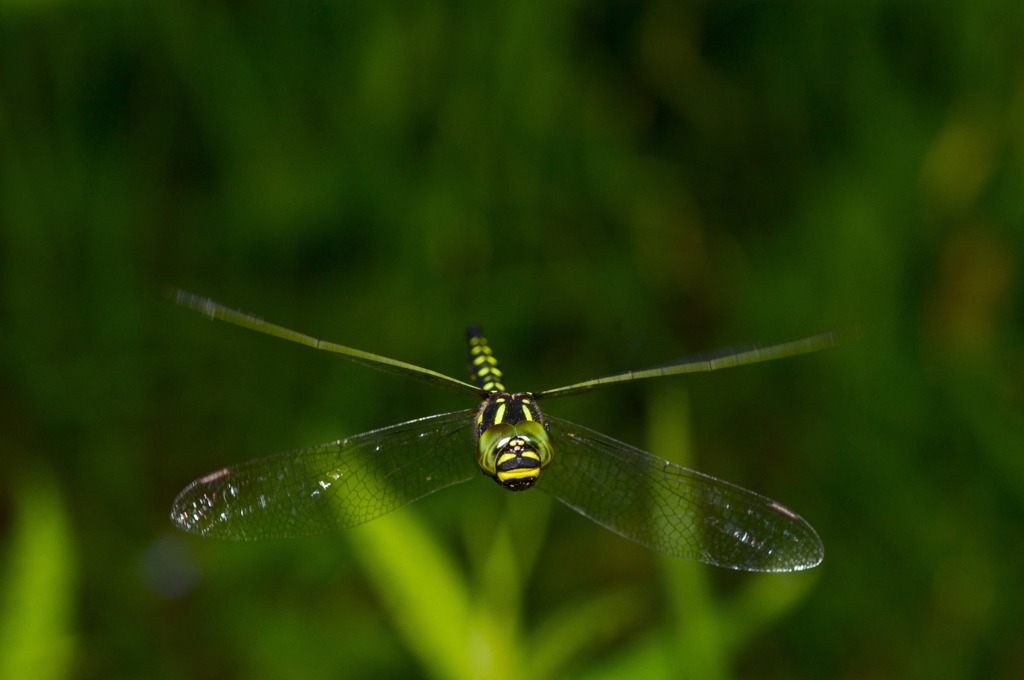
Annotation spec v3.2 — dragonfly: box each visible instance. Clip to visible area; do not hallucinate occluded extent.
[171,290,836,572]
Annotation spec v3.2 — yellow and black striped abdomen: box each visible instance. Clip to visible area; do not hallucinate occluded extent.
[466,325,505,392]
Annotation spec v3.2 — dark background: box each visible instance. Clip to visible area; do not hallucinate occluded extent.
[2,1,1021,678]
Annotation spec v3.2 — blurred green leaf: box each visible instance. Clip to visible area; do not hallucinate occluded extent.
[0,471,75,680]
[348,512,474,680]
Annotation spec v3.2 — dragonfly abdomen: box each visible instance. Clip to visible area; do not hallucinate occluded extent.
[466,325,505,392]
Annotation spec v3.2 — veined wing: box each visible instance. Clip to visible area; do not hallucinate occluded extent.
[538,416,823,572]
[172,409,479,540]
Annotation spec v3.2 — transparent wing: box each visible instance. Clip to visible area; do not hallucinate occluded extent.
[539,416,823,572]
[171,409,479,540]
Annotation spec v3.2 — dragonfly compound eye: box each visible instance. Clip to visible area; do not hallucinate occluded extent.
[476,421,554,491]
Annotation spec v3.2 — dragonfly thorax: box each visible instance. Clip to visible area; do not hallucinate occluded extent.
[474,392,554,490]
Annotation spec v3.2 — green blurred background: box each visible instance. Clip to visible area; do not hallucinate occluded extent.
[1,0,1021,678]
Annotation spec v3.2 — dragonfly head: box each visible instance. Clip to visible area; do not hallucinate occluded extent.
[476,420,553,491]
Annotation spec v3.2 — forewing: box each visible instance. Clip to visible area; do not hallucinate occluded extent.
[171,409,478,540]
[539,416,823,572]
